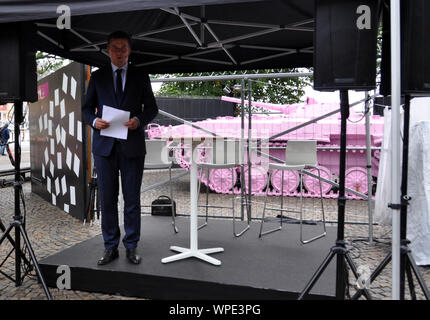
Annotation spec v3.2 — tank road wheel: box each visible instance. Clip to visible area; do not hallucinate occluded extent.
[196,143,212,185]
[302,166,332,196]
[243,166,268,194]
[175,143,207,167]
[174,143,194,170]
[270,169,300,194]
[209,168,238,193]
[345,167,369,196]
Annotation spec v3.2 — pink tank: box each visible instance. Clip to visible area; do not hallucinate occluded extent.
[146,97,384,199]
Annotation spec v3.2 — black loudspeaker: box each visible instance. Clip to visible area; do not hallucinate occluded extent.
[314,0,380,91]
[0,23,38,103]
[402,0,430,95]
[381,0,430,96]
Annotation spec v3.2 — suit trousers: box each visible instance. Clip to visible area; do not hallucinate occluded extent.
[94,140,144,250]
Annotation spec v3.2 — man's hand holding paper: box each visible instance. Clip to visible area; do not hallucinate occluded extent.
[94,118,110,130]
[100,105,130,140]
[124,117,139,130]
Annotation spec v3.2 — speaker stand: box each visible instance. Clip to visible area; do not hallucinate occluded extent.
[0,217,33,275]
[298,90,372,300]
[0,100,52,300]
[352,95,430,300]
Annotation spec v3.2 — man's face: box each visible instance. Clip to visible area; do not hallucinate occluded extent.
[107,38,131,68]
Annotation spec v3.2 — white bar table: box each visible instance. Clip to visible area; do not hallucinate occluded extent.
[161,137,224,266]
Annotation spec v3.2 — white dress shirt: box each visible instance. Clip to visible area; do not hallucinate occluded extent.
[92,63,139,129]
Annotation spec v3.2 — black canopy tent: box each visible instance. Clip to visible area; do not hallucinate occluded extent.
[3,0,416,301]
[0,0,314,73]
[0,0,318,300]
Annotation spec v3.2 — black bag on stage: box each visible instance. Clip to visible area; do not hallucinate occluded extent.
[151,195,176,216]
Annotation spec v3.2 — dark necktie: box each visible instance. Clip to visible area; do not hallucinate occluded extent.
[115,69,123,102]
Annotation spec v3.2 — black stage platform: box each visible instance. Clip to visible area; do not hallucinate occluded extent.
[39,216,337,299]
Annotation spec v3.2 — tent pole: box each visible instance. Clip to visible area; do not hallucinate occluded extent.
[247,79,253,220]
[240,78,246,221]
[365,91,374,244]
[390,0,401,300]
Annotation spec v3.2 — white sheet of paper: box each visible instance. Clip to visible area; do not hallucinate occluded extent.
[55,177,60,196]
[61,127,66,148]
[48,120,52,136]
[77,120,82,142]
[39,116,43,132]
[69,112,74,136]
[100,105,130,140]
[57,152,62,169]
[42,164,45,179]
[64,204,69,213]
[70,186,76,205]
[66,148,72,169]
[71,77,77,100]
[54,89,59,106]
[49,101,54,118]
[62,74,68,94]
[44,147,49,165]
[49,160,54,177]
[50,138,55,155]
[73,154,80,177]
[47,177,51,193]
[61,176,67,195]
[52,194,56,206]
[44,113,48,130]
[60,99,65,118]
[56,125,61,144]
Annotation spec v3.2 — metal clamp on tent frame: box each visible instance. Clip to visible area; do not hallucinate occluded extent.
[388,203,402,210]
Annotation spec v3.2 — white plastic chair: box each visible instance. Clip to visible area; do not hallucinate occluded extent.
[143,139,178,233]
[197,139,250,237]
[259,140,326,244]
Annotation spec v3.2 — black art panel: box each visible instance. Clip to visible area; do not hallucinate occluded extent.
[29,62,87,220]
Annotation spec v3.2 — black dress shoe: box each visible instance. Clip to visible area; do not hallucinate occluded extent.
[126,248,141,264]
[97,249,119,265]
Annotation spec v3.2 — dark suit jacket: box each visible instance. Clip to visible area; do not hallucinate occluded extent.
[82,64,158,158]
[0,127,10,143]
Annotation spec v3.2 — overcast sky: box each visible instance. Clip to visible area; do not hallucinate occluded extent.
[304,86,369,104]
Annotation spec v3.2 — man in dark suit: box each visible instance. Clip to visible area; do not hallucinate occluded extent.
[82,31,158,265]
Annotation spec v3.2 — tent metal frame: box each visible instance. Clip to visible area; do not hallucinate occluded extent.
[390,0,401,299]
[35,6,314,69]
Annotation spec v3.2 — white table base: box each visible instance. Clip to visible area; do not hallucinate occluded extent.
[162,139,224,266]
[161,246,224,265]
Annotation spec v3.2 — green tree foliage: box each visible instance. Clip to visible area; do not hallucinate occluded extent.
[156,68,311,105]
[36,51,69,77]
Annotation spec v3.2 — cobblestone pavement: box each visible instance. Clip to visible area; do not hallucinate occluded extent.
[0,168,429,300]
